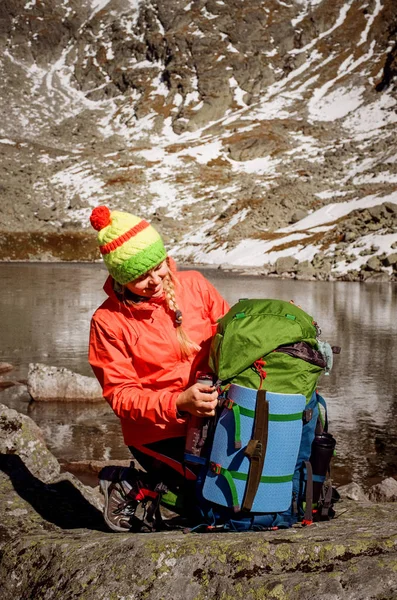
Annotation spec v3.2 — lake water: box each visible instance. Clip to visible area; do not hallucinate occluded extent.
[1,262,396,490]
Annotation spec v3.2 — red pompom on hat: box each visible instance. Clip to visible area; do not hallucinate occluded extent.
[90,206,111,231]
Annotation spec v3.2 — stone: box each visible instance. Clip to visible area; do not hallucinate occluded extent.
[385,202,397,215]
[368,477,397,502]
[27,363,104,402]
[337,482,371,503]
[365,256,382,271]
[2,473,397,600]
[361,271,391,282]
[0,402,60,482]
[295,260,315,279]
[1,406,397,598]
[383,253,397,267]
[344,231,356,242]
[275,256,297,275]
[367,222,382,231]
[367,204,386,221]
[289,209,309,224]
[36,207,54,221]
[0,362,14,374]
[0,380,17,390]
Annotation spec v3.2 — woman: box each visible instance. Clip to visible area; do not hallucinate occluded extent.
[88,206,229,531]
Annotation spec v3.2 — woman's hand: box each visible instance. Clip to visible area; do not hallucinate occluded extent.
[176,383,218,417]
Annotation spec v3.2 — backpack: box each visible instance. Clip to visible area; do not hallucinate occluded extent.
[193,298,340,532]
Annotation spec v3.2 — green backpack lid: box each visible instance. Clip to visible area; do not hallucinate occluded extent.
[209,298,318,381]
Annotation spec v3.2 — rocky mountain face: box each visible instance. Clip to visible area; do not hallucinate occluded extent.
[0,0,396,279]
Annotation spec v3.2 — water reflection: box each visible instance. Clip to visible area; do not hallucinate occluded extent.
[0,263,396,488]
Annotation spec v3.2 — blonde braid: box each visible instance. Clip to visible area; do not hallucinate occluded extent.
[163,263,201,359]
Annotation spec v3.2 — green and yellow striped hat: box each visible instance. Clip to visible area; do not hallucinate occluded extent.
[90,206,167,285]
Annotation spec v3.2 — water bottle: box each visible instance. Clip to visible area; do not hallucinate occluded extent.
[184,373,214,466]
[310,432,336,504]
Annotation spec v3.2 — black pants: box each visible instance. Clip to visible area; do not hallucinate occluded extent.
[128,437,196,501]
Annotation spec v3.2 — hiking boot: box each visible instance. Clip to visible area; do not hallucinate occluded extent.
[99,464,141,532]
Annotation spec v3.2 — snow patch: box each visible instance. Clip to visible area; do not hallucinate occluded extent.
[278,191,397,233]
[309,85,366,122]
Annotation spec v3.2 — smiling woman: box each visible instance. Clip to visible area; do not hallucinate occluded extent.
[125,260,168,299]
[88,205,229,532]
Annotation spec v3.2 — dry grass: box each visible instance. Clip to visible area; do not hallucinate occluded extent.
[0,232,99,261]
[104,169,145,186]
[252,215,349,251]
[207,156,230,168]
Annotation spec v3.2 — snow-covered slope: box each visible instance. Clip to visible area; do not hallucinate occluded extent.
[0,0,396,279]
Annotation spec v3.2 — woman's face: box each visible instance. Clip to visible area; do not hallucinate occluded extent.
[125,260,169,299]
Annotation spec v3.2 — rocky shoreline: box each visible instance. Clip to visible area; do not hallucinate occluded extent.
[1,398,397,600]
[0,202,396,282]
[1,361,397,598]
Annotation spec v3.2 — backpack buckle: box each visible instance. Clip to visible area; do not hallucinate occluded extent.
[210,461,222,475]
[223,399,235,410]
[245,439,263,459]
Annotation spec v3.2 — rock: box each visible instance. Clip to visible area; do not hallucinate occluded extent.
[383,253,397,267]
[385,202,397,215]
[365,256,382,271]
[368,477,397,502]
[361,270,391,282]
[54,470,104,513]
[0,380,17,390]
[295,260,315,279]
[275,256,297,275]
[1,406,397,598]
[289,209,309,224]
[36,206,54,221]
[367,204,387,221]
[27,363,104,402]
[0,403,60,482]
[2,475,397,600]
[0,362,14,374]
[344,231,356,242]
[0,383,30,403]
[337,482,371,503]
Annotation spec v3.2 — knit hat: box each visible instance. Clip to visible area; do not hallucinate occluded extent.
[90,206,167,285]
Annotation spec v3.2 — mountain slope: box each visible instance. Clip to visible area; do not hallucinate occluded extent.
[0,0,396,280]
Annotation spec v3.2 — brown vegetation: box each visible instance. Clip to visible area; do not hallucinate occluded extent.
[0,232,99,261]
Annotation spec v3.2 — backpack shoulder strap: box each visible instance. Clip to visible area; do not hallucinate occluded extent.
[241,389,269,512]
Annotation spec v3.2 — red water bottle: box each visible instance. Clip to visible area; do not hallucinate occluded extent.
[184,373,214,466]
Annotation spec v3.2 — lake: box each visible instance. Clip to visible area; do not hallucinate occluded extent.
[1,262,396,490]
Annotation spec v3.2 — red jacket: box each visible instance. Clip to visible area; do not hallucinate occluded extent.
[89,266,229,450]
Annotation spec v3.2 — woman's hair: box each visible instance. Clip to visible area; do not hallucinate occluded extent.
[115,258,200,360]
[162,258,201,359]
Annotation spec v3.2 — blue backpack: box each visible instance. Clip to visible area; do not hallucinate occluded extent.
[192,299,339,532]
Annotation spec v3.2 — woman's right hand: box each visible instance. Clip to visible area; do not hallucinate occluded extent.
[176,383,218,417]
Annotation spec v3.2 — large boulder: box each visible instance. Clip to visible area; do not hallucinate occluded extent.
[27,363,104,402]
[337,482,371,503]
[368,477,397,502]
[0,405,397,600]
[0,402,60,482]
[1,471,397,600]
[1,405,397,598]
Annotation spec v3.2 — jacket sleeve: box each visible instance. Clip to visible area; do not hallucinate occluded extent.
[89,317,183,425]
